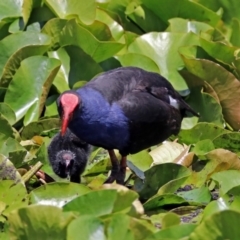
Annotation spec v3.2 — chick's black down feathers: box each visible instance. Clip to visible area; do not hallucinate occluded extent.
[48,128,91,183]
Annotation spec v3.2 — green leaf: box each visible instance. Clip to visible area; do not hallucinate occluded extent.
[45,0,96,25]
[192,139,215,156]
[144,194,187,211]
[149,141,187,165]
[63,187,138,216]
[177,186,211,204]
[128,32,200,90]
[0,32,51,87]
[134,163,191,200]
[231,18,240,47]
[178,123,229,145]
[30,182,91,207]
[64,46,103,88]
[67,215,106,240]
[0,103,16,125]
[21,118,60,140]
[127,150,153,172]
[4,56,61,125]
[190,210,240,240]
[8,205,73,240]
[0,0,33,25]
[0,136,27,160]
[104,214,132,240]
[167,18,213,34]
[212,133,240,155]
[63,189,117,216]
[203,195,240,220]
[148,223,196,240]
[43,18,124,63]
[0,116,14,138]
[126,2,166,32]
[117,53,160,74]
[96,9,124,42]
[0,180,28,217]
[141,0,220,27]
[211,170,240,196]
[179,69,225,126]
[161,212,180,229]
[180,48,240,130]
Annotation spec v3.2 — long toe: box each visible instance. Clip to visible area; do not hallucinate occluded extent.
[104,167,126,185]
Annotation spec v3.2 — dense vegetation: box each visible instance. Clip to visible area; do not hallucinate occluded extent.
[1,0,240,239]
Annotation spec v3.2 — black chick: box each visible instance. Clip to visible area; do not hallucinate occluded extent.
[48,128,91,183]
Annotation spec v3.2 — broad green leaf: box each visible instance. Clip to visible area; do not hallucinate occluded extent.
[127,150,153,172]
[186,149,240,187]
[0,32,51,87]
[200,38,240,77]
[83,158,109,177]
[190,210,240,240]
[143,193,187,211]
[105,214,132,240]
[141,0,220,27]
[126,2,166,32]
[149,141,187,166]
[211,170,240,196]
[0,103,16,125]
[99,0,144,34]
[0,180,28,216]
[213,132,240,155]
[192,139,215,156]
[0,116,14,138]
[231,18,240,47]
[0,136,27,159]
[30,182,91,207]
[96,9,124,42]
[67,215,106,240]
[178,123,229,145]
[161,212,180,229]
[167,18,213,34]
[44,95,58,117]
[4,56,61,125]
[128,32,200,90]
[179,69,225,126]
[134,163,191,200]
[101,184,141,216]
[194,0,240,24]
[8,205,73,240]
[117,53,160,73]
[177,186,211,204]
[203,195,240,220]
[148,223,196,240]
[0,0,33,25]
[180,48,240,130]
[127,217,156,240]
[64,46,103,88]
[45,0,96,25]
[48,49,70,93]
[64,188,138,216]
[43,18,124,63]
[63,189,117,216]
[21,118,60,140]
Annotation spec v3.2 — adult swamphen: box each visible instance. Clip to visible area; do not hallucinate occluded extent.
[57,67,199,184]
[48,128,91,183]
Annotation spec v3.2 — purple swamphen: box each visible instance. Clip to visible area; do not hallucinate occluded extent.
[48,128,91,183]
[57,67,199,184]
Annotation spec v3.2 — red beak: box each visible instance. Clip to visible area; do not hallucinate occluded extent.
[61,107,72,136]
[59,93,79,136]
